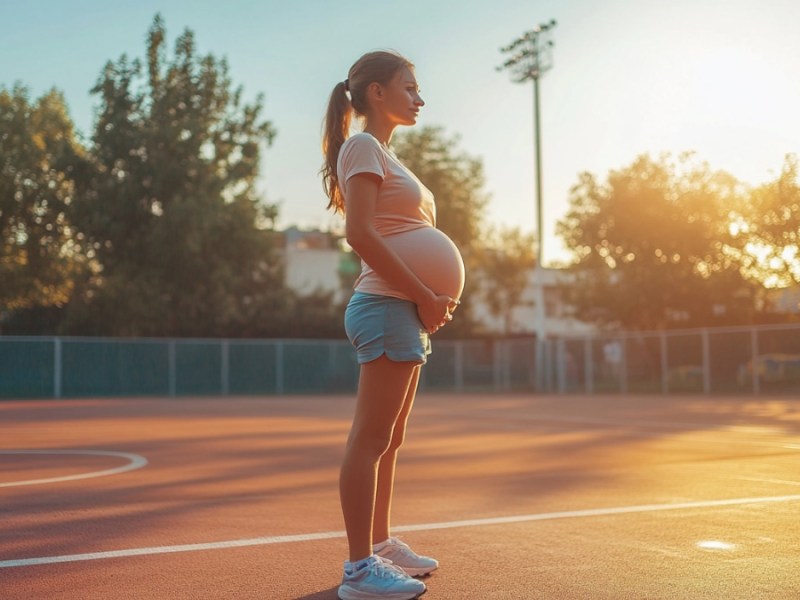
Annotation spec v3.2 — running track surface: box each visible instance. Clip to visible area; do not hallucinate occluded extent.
[2,393,800,599]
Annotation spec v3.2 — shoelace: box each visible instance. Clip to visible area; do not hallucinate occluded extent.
[384,537,420,559]
[370,557,408,579]
[387,536,412,550]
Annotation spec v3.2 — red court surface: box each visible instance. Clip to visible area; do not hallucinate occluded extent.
[2,393,800,599]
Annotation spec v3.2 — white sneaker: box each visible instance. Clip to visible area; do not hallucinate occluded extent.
[338,555,427,600]
[374,537,439,577]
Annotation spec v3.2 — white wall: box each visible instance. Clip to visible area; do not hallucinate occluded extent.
[284,246,344,302]
[469,268,596,336]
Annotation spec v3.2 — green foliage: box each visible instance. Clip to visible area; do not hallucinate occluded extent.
[476,226,536,334]
[732,154,800,288]
[0,85,88,314]
[557,153,758,329]
[64,16,283,336]
[392,126,489,336]
[271,289,346,339]
[392,126,488,252]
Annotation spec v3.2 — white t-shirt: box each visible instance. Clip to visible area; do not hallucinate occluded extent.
[337,132,437,297]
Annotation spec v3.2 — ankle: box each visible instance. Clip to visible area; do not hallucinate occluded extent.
[372,537,391,551]
[344,555,374,573]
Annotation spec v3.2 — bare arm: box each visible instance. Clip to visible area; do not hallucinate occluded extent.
[344,173,454,332]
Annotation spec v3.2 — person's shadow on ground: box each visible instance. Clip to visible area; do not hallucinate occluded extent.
[294,587,339,600]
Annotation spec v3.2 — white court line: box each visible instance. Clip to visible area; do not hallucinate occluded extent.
[2,493,799,569]
[0,450,148,488]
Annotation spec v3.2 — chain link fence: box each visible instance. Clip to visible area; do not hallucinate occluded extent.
[2,324,799,399]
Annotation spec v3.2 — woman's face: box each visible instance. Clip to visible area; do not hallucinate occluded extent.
[379,66,425,126]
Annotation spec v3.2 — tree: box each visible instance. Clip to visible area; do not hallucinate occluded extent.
[476,226,536,334]
[392,126,489,336]
[392,126,488,252]
[0,85,87,318]
[274,289,345,339]
[557,153,757,330]
[66,15,284,336]
[732,154,800,289]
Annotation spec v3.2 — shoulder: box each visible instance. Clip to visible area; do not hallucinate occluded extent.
[342,132,382,153]
[339,133,387,179]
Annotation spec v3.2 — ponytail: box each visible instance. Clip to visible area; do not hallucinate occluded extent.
[321,81,352,215]
[321,50,414,215]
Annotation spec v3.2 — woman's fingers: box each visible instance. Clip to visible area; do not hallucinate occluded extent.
[420,294,460,334]
[431,313,453,334]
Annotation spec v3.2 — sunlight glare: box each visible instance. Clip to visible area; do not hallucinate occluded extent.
[696,540,736,551]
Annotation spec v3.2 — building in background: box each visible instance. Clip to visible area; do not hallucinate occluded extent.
[766,286,800,316]
[469,267,596,337]
[280,226,352,304]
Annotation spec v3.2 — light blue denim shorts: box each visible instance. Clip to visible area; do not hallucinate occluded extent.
[344,292,432,365]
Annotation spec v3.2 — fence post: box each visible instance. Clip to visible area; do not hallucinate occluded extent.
[168,341,176,397]
[620,336,628,394]
[750,328,760,395]
[545,340,555,393]
[53,337,62,399]
[660,332,668,395]
[455,340,464,392]
[276,341,284,395]
[701,329,711,394]
[556,338,566,394]
[584,337,593,394]
[504,341,512,391]
[221,340,230,396]
[493,340,503,392]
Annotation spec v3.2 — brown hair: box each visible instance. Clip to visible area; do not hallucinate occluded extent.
[321,50,414,214]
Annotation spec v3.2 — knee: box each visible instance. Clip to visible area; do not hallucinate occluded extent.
[348,426,394,459]
[386,426,406,453]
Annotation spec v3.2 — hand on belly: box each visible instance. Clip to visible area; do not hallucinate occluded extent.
[384,226,465,300]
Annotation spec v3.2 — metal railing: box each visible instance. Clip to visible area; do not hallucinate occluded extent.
[546,323,800,395]
[1,323,799,399]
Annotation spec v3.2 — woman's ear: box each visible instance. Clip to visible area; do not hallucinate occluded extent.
[366,81,384,103]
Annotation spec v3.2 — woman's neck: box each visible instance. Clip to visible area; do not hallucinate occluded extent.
[364,119,396,147]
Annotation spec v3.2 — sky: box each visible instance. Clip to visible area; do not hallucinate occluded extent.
[2,0,798,265]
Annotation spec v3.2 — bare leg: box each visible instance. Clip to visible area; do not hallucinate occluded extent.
[340,355,420,562]
[373,365,421,544]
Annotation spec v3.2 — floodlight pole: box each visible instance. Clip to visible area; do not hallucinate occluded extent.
[498,19,557,391]
[533,74,544,283]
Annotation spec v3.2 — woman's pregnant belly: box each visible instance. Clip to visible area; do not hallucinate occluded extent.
[384,226,465,300]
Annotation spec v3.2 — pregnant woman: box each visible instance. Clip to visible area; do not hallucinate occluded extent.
[321,51,465,600]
